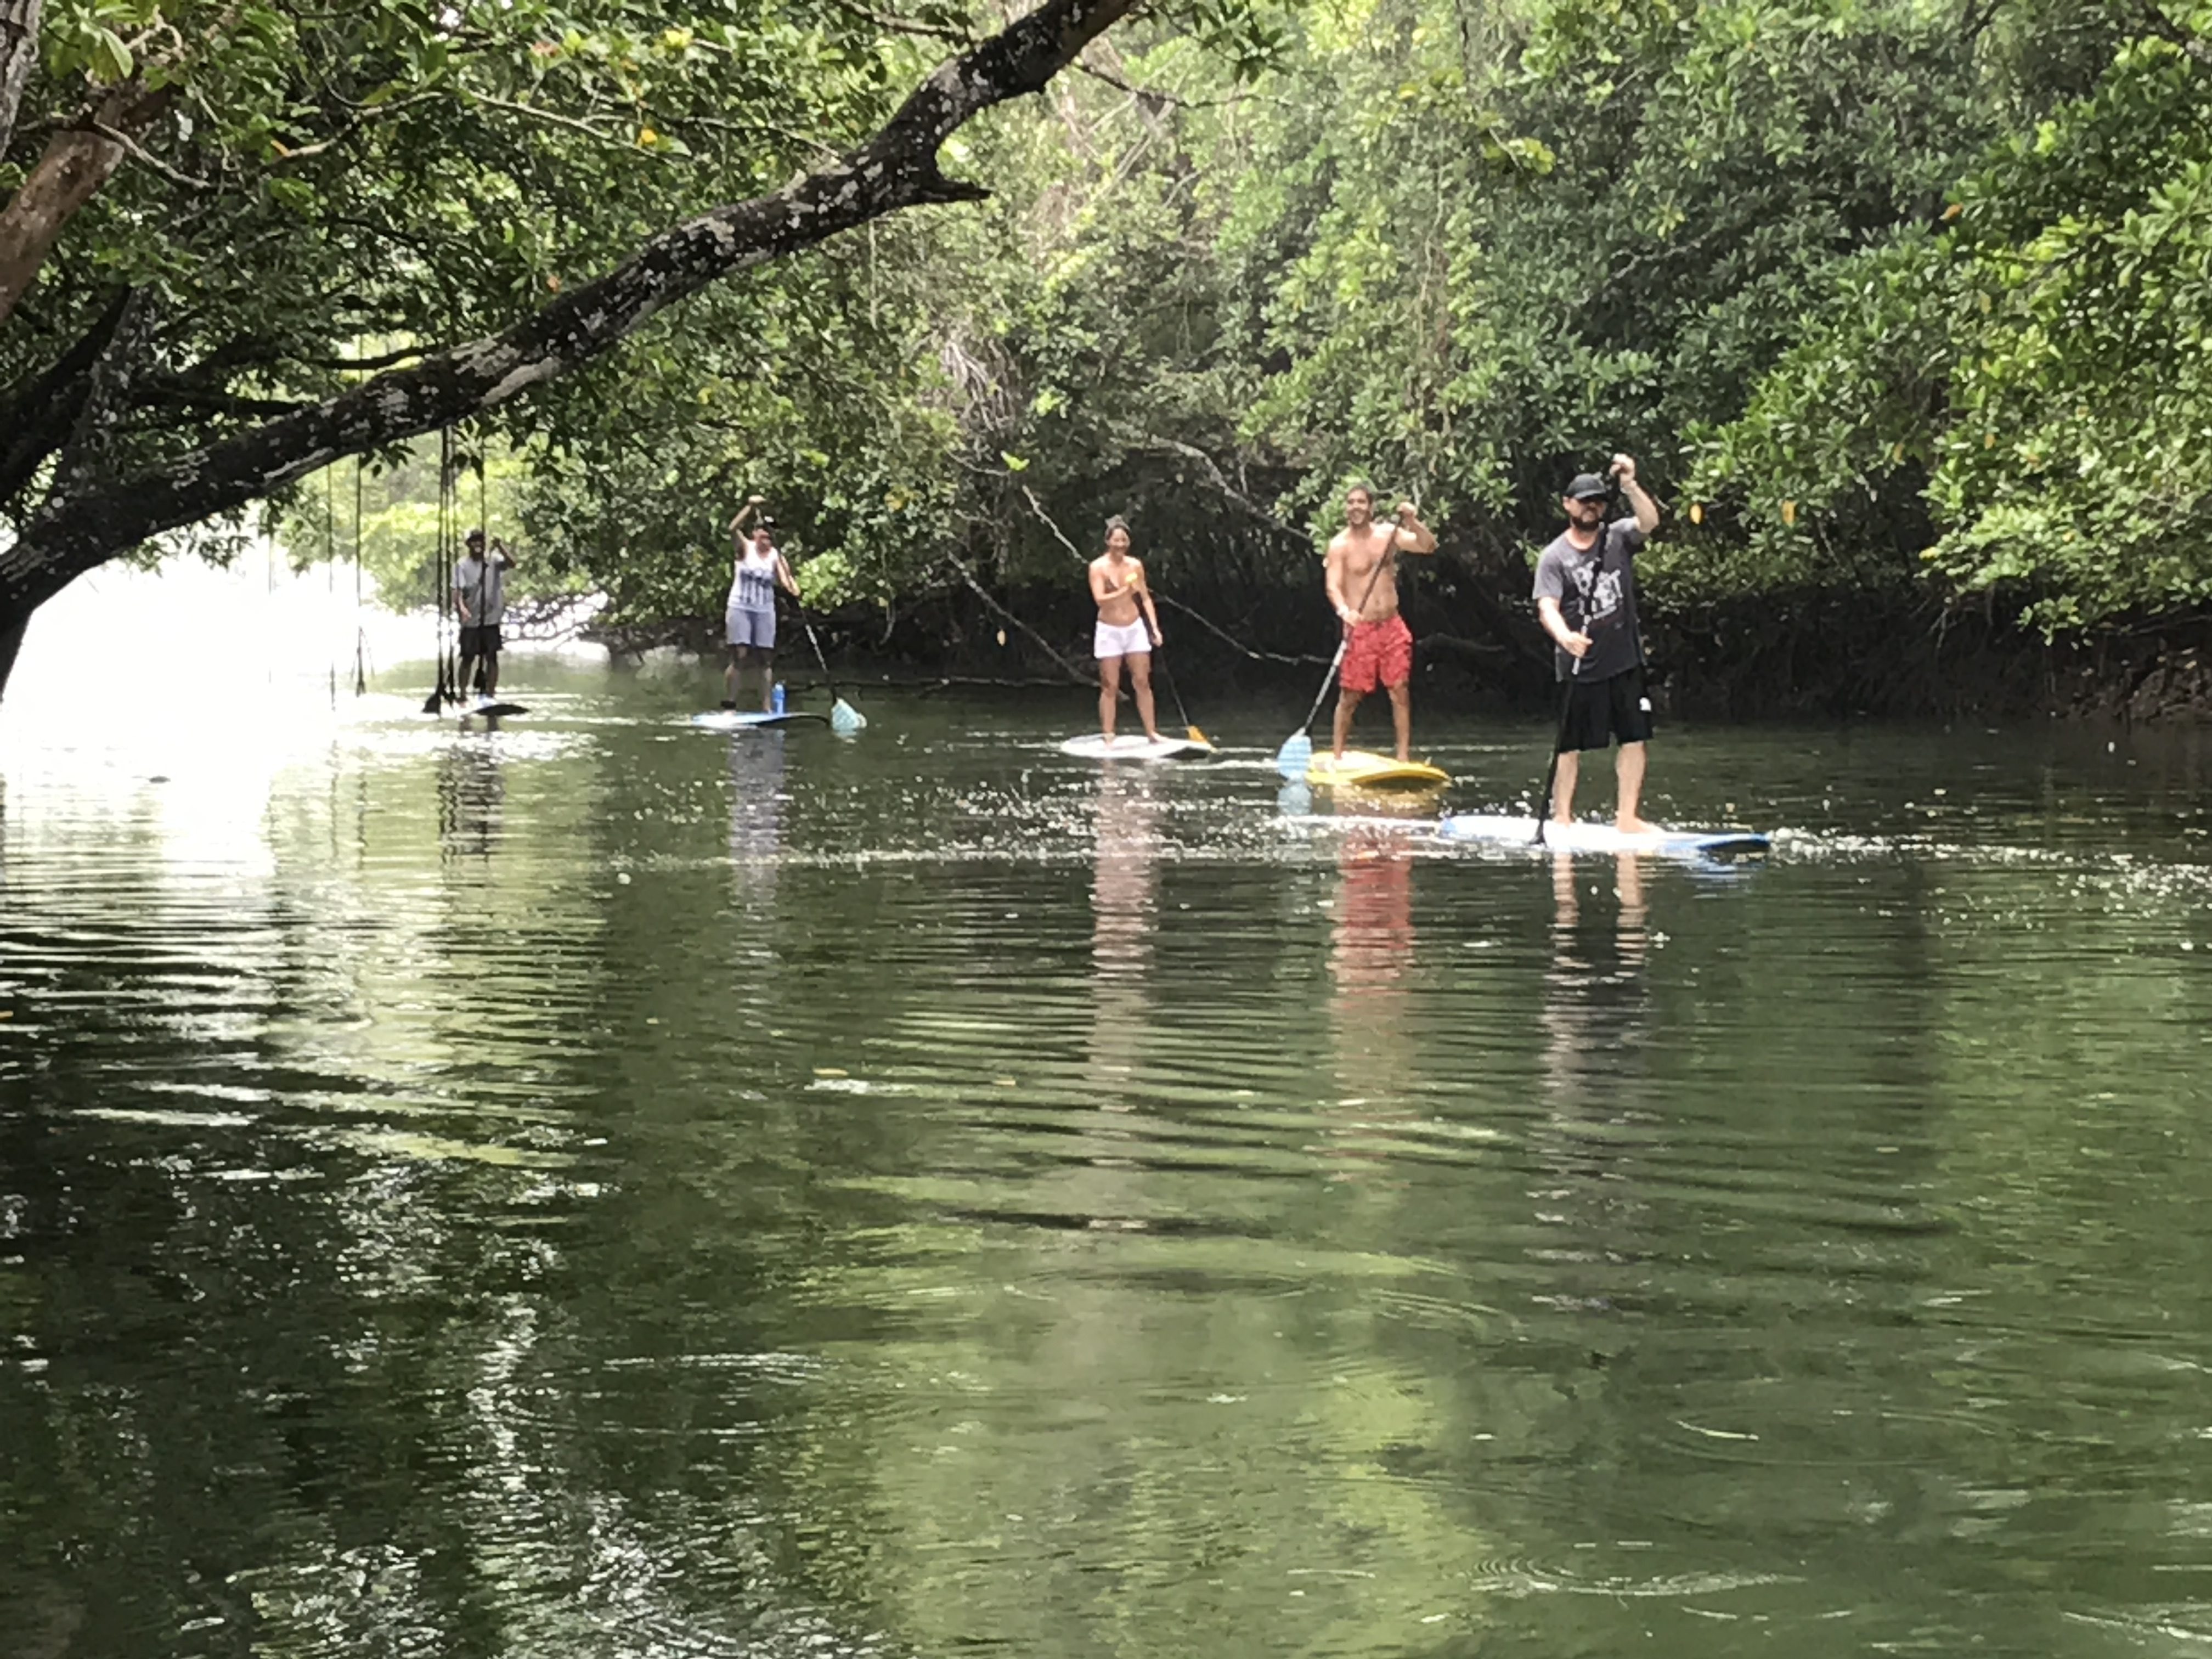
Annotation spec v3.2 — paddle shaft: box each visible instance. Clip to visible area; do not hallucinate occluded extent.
[1154,648,1202,740]
[797,603,836,698]
[1534,659,1581,847]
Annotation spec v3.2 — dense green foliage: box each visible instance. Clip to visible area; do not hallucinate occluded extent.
[9,0,2207,670]
[494,0,2209,661]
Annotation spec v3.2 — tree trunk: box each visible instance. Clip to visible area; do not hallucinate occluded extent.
[0,0,1142,667]
[0,0,38,159]
[0,86,168,328]
[0,602,27,704]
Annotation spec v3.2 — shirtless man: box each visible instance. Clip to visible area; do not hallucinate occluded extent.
[1088,515,1164,745]
[1325,483,1436,761]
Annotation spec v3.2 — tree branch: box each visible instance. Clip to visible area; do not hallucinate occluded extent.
[944,545,1091,681]
[461,89,679,163]
[1,0,1148,612]
[87,119,215,190]
[0,286,132,512]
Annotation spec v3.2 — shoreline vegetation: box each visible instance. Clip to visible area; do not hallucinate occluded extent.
[583,580,2212,725]
[8,0,2207,719]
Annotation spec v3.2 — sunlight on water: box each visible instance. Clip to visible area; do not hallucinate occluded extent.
[5,563,2212,1658]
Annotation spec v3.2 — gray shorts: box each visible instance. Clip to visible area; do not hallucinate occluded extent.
[726,606,776,650]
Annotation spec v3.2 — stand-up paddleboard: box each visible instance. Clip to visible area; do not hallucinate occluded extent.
[691,709,831,731]
[1440,814,1769,860]
[1307,749,1451,792]
[1058,733,1216,760]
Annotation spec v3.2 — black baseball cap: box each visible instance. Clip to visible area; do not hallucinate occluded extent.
[464,527,486,544]
[1565,473,1611,501]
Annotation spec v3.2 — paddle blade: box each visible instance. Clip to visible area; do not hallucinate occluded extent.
[831,697,866,735]
[1186,725,1210,746]
[1274,730,1312,780]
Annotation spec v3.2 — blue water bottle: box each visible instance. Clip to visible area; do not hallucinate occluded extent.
[770,682,786,714]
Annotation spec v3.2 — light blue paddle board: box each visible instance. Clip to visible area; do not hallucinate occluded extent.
[1439,814,1769,860]
[1058,733,1215,760]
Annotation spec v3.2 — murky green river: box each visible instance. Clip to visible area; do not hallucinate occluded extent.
[7,643,2212,1657]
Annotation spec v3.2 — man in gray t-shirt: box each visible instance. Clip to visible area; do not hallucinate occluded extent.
[454,528,519,701]
[1532,454,1661,831]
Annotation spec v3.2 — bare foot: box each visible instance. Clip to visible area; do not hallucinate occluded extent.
[1616,816,1654,834]
[1550,813,1575,827]
[1144,731,1161,743]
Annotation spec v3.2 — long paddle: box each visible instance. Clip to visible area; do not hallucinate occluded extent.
[1533,518,1610,845]
[1273,529,1397,780]
[793,593,866,735]
[1152,648,1208,746]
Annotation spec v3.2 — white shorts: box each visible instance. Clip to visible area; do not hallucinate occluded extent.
[1094,617,1151,659]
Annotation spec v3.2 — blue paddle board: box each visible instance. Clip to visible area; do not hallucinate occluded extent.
[1439,813,1769,860]
[691,709,830,731]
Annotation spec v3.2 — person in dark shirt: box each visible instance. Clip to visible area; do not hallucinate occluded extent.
[1532,455,1661,831]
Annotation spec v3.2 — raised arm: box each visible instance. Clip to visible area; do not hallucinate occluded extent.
[776,551,801,597]
[728,495,764,544]
[491,535,518,569]
[1611,456,1659,535]
[1391,502,1437,555]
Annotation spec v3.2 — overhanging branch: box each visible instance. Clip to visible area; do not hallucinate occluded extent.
[0,0,1145,609]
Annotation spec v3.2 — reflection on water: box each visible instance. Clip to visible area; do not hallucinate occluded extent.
[729,730,786,919]
[1327,825,1418,1180]
[438,735,506,858]
[7,631,2212,1658]
[1088,765,1159,1119]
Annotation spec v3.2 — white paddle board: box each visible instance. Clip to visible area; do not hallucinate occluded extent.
[1440,814,1769,859]
[1307,749,1451,791]
[691,709,830,731]
[1058,733,1216,760]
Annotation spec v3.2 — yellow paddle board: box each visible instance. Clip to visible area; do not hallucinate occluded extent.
[1306,750,1451,791]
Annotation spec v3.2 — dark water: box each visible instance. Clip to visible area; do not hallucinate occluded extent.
[5,658,2212,1658]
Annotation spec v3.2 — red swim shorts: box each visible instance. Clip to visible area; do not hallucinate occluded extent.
[1340,613,1413,694]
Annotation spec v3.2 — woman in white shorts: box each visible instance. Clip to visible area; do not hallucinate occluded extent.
[725,501,800,710]
[1086,516,1163,745]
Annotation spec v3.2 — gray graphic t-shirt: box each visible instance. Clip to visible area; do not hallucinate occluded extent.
[454,555,508,627]
[1533,517,1645,681]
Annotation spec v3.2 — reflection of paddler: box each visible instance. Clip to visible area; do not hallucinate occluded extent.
[1326,828,1418,1172]
[436,736,503,860]
[1535,853,1654,1283]
[727,730,786,913]
[1087,767,1162,1111]
[1330,827,1415,999]
[1090,765,1161,978]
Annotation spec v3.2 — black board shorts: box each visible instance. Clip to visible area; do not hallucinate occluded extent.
[460,623,502,656]
[1558,663,1654,753]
